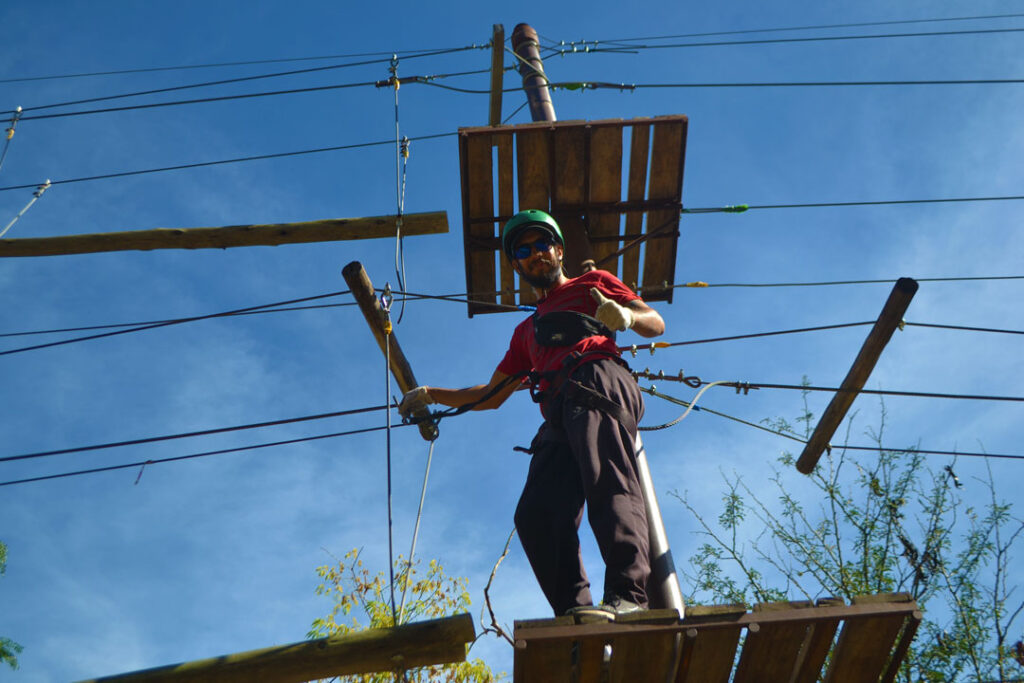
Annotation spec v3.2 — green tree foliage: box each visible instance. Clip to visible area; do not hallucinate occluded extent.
[0,540,24,670]
[675,391,1024,682]
[309,549,500,682]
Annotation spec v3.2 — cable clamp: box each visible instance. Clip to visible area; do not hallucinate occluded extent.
[723,204,749,213]
[898,319,906,331]
[6,106,22,140]
[733,381,757,395]
[380,283,394,334]
[685,281,709,288]
[629,344,638,358]
[34,179,51,198]
[400,135,410,159]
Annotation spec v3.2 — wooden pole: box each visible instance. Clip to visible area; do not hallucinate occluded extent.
[342,261,439,441]
[796,277,919,474]
[0,211,448,258]
[488,24,505,126]
[76,613,474,683]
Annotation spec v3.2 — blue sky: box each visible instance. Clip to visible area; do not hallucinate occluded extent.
[1,1,1022,680]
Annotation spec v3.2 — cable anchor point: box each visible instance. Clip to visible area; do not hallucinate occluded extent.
[6,106,22,140]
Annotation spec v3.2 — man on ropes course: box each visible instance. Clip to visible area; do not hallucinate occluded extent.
[399,209,666,620]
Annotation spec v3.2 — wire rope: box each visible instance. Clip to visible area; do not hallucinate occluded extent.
[398,438,435,625]
[379,287,398,624]
[0,131,455,193]
[0,424,401,488]
[0,44,489,85]
[0,403,389,464]
[640,385,1024,461]
[0,290,348,357]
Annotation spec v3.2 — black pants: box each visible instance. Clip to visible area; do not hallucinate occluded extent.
[514,358,650,616]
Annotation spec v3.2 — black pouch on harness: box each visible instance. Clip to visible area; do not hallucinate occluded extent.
[533,311,615,347]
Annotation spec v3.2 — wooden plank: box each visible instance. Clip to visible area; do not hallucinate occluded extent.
[732,600,813,682]
[824,613,908,683]
[609,632,678,683]
[588,124,624,272]
[640,117,685,302]
[514,126,550,304]
[0,212,450,258]
[464,132,497,311]
[514,617,576,683]
[77,613,474,683]
[677,604,746,683]
[495,132,517,306]
[791,597,845,683]
[622,121,650,291]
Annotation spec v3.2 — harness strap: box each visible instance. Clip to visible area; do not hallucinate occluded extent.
[563,378,638,436]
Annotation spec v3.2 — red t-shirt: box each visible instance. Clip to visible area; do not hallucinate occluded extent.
[497,270,640,390]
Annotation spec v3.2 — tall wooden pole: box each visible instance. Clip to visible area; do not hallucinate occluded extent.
[488,24,505,126]
[342,261,439,441]
[796,277,919,474]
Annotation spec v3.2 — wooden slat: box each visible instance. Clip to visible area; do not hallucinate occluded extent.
[551,124,591,276]
[513,617,576,683]
[515,127,550,304]
[733,600,813,682]
[676,605,746,683]
[463,133,497,311]
[609,632,677,682]
[0,213,450,258]
[588,124,624,272]
[495,133,517,306]
[824,614,908,682]
[641,118,686,301]
[622,121,650,291]
[791,597,845,683]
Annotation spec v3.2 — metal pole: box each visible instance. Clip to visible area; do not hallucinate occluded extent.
[511,23,556,122]
[635,434,685,615]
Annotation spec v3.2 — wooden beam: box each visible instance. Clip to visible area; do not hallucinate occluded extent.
[76,613,474,683]
[796,277,918,474]
[341,261,438,441]
[489,24,505,126]
[0,211,448,258]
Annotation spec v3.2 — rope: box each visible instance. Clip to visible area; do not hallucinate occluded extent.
[380,285,398,624]
[398,438,435,624]
[0,180,50,238]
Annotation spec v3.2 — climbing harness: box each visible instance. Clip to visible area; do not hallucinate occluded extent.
[533,310,614,347]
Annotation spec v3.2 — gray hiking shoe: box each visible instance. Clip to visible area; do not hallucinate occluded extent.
[601,597,644,618]
[565,604,614,623]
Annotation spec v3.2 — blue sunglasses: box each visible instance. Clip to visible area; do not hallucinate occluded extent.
[512,238,555,260]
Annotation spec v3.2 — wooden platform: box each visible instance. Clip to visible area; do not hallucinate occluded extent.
[458,116,688,315]
[513,593,921,683]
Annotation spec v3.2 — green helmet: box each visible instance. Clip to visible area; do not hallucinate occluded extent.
[501,209,564,260]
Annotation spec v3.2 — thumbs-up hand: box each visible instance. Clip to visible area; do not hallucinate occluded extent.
[590,288,634,331]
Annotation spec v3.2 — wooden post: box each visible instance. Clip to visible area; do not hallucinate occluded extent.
[489,24,505,126]
[76,613,474,683]
[796,277,918,474]
[0,211,448,258]
[342,261,439,441]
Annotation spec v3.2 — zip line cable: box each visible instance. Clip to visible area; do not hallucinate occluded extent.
[386,56,410,324]
[0,290,349,357]
[0,131,455,193]
[398,438,435,625]
[0,403,390,464]
[685,196,1024,212]
[0,424,404,489]
[548,26,1024,55]
[672,276,1024,288]
[2,46,486,117]
[579,12,1024,44]
[640,385,1024,461]
[0,44,491,85]
[12,66,493,123]
[0,180,50,238]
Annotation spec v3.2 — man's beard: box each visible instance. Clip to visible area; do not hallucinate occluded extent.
[520,260,563,289]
